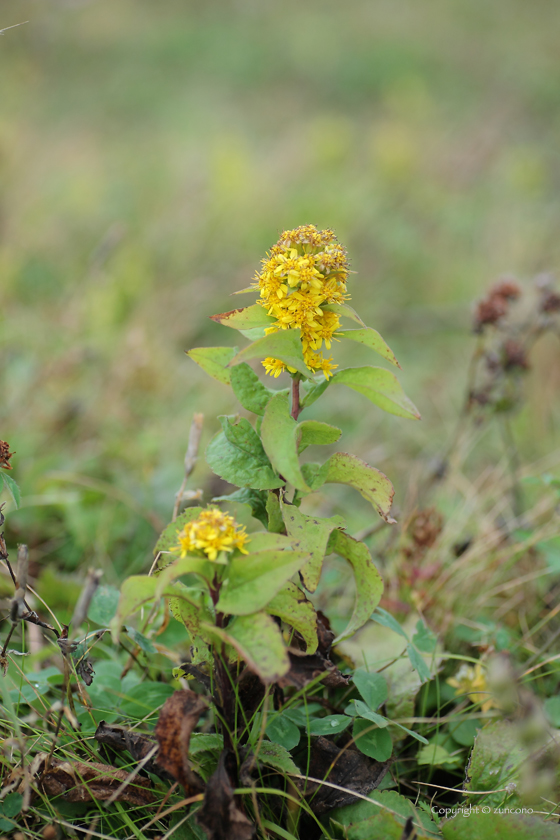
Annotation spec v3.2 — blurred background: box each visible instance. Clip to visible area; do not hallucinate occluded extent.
[2,0,560,599]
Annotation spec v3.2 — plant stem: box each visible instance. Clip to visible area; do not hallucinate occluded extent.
[291,375,301,421]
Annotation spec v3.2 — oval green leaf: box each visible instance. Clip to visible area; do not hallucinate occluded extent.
[206,416,283,490]
[330,366,420,419]
[216,549,311,615]
[201,612,290,683]
[228,330,311,379]
[186,346,238,385]
[328,529,384,643]
[324,452,396,523]
[337,328,400,368]
[210,304,273,331]
[261,393,310,492]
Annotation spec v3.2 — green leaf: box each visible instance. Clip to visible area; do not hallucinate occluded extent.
[206,416,283,490]
[230,362,280,415]
[449,718,481,747]
[125,626,157,653]
[266,491,284,533]
[464,721,528,809]
[111,576,160,638]
[167,580,212,638]
[351,699,389,727]
[110,573,204,642]
[406,644,432,683]
[322,302,366,327]
[245,532,294,552]
[297,419,341,453]
[353,669,388,710]
[544,696,560,727]
[327,529,384,643]
[282,704,322,727]
[370,608,409,640]
[154,507,203,554]
[120,682,175,719]
[2,792,23,819]
[229,329,311,379]
[390,720,428,745]
[281,502,345,592]
[266,714,301,750]
[261,393,310,491]
[441,812,560,839]
[308,715,352,736]
[300,461,330,491]
[324,452,396,523]
[213,488,268,527]
[352,719,392,760]
[216,549,310,615]
[329,366,420,419]
[417,743,460,766]
[265,581,318,654]
[412,620,438,653]
[189,733,224,755]
[210,304,273,331]
[156,555,215,590]
[299,375,330,409]
[337,328,400,369]
[186,346,238,385]
[201,611,289,683]
[256,740,300,774]
[1,473,21,508]
[329,789,442,840]
[88,585,120,626]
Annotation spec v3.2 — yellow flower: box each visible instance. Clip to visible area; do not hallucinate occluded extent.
[262,357,286,378]
[250,224,349,378]
[172,507,250,563]
[447,662,497,713]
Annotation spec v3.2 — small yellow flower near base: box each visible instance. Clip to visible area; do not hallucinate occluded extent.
[172,507,250,562]
[447,662,497,713]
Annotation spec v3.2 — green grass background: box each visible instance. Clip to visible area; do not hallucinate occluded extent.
[2,0,560,587]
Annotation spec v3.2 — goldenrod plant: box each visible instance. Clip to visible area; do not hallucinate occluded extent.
[109,226,426,825]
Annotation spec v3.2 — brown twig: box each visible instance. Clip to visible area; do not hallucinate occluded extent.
[172,413,204,521]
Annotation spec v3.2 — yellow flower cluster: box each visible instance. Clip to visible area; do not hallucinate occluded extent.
[447,662,497,713]
[172,508,250,562]
[253,225,349,379]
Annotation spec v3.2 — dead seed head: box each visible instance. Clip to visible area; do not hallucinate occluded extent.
[502,339,529,370]
[409,508,444,550]
[474,294,509,331]
[0,440,14,470]
[540,290,560,314]
[473,277,522,332]
[491,278,521,301]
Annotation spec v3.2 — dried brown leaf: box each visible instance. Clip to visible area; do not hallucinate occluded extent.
[95,720,173,781]
[155,689,207,793]
[277,650,350,690]
[299,736,389,814]
[197,750,255,840]
[37,753,155,805]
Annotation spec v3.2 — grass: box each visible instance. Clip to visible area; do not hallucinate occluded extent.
[2,0,560,837]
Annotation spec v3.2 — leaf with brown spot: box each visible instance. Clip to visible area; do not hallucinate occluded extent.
[210,305,273,331]
[298,736,389,814]
[37,754,155,806]
[155,689,207,793]
[197,750,255,840]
